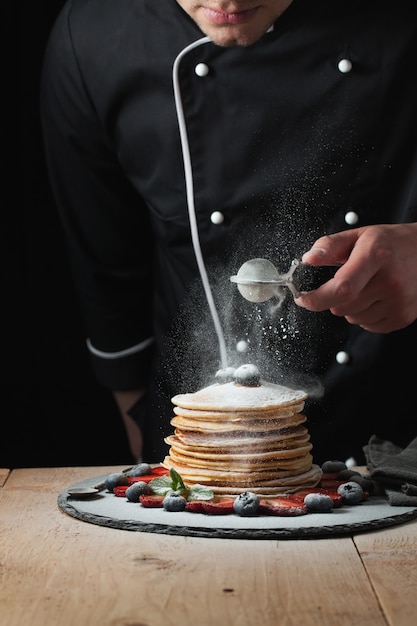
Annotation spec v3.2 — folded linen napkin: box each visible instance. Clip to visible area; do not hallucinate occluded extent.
[363,435,417,506]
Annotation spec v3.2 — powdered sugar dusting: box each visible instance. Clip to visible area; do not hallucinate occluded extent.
[172,379,307,411]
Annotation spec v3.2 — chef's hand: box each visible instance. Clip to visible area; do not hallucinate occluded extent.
[295,223,417,333]
[112,389,145,462]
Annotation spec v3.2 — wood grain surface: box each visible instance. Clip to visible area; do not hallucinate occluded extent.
[0,468,9,488]
[1,466,416,626]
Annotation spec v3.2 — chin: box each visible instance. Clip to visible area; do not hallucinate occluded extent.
[205,25,268,47]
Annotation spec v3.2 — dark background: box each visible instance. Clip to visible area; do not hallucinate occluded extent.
[4,1,132,467]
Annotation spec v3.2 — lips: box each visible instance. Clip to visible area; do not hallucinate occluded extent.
[202,6,259,25]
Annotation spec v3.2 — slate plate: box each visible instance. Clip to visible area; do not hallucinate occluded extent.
[58,474,417,540]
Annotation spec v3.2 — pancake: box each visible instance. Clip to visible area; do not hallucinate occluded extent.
[162,457,322,495]
[171,424,310,448]
[172,380,307,411]
[165,436,312,459]
[172,402,306,419]
[162,368,321,496]
[170,412,307,433]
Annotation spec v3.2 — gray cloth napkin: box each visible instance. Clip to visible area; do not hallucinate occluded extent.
[363,435,417,506]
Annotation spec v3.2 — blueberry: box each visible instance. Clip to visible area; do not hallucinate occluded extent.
[125,481,149,502]
[128,463,152,477]
[348,474,375,495]
[104,472,130,492]
[233,492,260,516]
[337,469,361,481]
[163,492,187,512]
[215,367,236,384]
[337,481,364,504]
[321,460,347,473]
[233,364,261,387]
[304,493,334,513]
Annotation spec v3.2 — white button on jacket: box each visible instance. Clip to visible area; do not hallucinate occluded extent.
[210,211,224,225]
[336,351,350,364]
[338,58,352,73]
[345,211,359,225]
[195,62,209,77]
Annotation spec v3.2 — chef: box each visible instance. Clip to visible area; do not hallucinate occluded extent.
[41,0,417,465]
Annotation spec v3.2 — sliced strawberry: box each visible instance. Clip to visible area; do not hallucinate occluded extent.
[259,497,308,516]
[139,494,165,508]
[150,466,170,476]
[113,485,129,497]
[127,466,169,485]
[185,500,206,513]
[293,487,344,508]
[201,498,235,515]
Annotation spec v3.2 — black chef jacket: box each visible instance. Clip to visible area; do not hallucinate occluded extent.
[41,0,417,464]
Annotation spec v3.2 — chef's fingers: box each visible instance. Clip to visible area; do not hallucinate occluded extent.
[301,228,369,267]
[301,226,395,274]
[296,249,385,312]
[297,227,390,309]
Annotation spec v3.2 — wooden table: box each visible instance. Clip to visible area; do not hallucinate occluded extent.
[1,466,416,626]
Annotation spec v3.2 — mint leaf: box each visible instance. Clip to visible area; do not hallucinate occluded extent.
[148,475,173,496]
[150,468,210,501]
[170,468,187,492]
[149,470,190,498]
[189,484,214,501]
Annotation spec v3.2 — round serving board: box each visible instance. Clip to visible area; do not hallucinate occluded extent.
[58,474,417,540]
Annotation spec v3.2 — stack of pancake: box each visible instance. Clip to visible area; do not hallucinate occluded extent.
[162,377,322,496]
